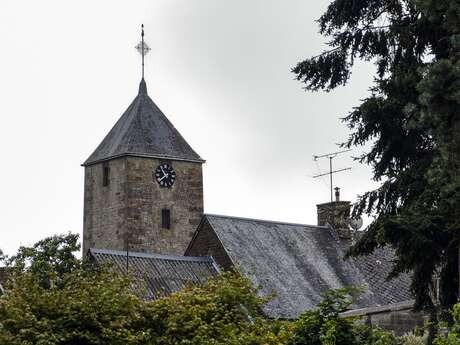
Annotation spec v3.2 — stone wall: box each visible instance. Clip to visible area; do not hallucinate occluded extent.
[185,219,234,270]
[317,201,352,239]
[83,158,128,255]
[83,156,203,256]
[341,301,427,336]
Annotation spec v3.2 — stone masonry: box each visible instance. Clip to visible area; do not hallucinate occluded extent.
[83,156,203,255]
[186,218,234,270]
[341,301,427,336]
[317,200,352,239]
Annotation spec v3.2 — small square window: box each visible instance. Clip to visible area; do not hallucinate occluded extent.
[162,209,171,229]
[102,163,110,187]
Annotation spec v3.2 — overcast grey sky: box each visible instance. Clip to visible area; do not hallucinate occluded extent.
[0,1,378,255]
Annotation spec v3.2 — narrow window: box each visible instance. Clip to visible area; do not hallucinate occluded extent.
[162,209,171,229]
[102,163,110,187]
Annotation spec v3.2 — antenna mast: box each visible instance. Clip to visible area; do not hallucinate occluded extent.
[313,149,352,202]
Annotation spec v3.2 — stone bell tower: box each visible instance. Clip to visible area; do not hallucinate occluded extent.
[82,78,204,255]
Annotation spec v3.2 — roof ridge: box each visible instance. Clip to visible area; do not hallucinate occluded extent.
[83,153,205,166]
[204,213,327,229]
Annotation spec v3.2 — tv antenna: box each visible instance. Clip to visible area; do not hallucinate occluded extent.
[313,149,352,202]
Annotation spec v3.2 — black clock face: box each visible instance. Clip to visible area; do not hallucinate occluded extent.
[155,163,176,188]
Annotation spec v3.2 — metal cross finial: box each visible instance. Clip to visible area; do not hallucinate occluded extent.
[135,24,151,79]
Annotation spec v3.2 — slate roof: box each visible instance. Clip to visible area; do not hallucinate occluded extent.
[192,214,412,319]
[83,79,204,166]
[89,248,219,299]
[352,246,412,305]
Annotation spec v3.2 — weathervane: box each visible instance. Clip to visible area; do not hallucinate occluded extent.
[135,24,151,79]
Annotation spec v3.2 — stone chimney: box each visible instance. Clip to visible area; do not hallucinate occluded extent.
[317,187,351,239]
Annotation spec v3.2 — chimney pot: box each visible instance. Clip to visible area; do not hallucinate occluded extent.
[334,187,340,202]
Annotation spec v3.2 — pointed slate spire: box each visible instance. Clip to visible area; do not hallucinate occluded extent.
[139,78,147,95]
[83,79,204,166]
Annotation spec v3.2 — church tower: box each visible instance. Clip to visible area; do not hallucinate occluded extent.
[83,27,204,255]
[82,78,204,255]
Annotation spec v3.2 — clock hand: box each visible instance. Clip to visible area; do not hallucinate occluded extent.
[159,166,170,179]
[159,169,170,180]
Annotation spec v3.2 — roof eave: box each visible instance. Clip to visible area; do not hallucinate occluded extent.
[340,300,415,317]
[184,215,208,256]
[82,152,206,167]
[90,247,215,263]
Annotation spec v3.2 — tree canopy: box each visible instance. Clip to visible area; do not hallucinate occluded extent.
[3,233,81,288]
[293,0,460,316]
[0,234,289,345]
[0,268,290,345]
[0,233,439,344]
[288,287,399,345]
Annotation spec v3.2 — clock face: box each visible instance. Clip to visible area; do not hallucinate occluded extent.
[154,163,176,188]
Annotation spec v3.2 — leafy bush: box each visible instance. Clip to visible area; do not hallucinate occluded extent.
[0,268,144,345]
[435,303,460,345]
[0,265,289,344]
[400,331,428,345]
[0,234,289,344]
[2,233,81,289]
[0,234,423,345]
[289,287,399,345]
[139,271,291,345]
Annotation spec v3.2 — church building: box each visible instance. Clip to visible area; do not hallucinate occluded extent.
[82,29,425,334]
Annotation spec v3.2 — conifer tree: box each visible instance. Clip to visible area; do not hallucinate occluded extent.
[293,0,460,320]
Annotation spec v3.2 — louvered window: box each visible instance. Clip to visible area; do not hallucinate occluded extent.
[102,163,110,187]
[162,209,171,229]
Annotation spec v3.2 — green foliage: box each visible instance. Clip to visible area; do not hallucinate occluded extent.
[289,287,398,345]
[4,233,81,288]
[0,265,289,344]
[0,268,144,345]
[435,303,460,345]
[0,240,418,345]
[140,271,291,345]
[0,234,291,344]
[293,0,460,316]
[400,331,428,345]
[0,236,427,345]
